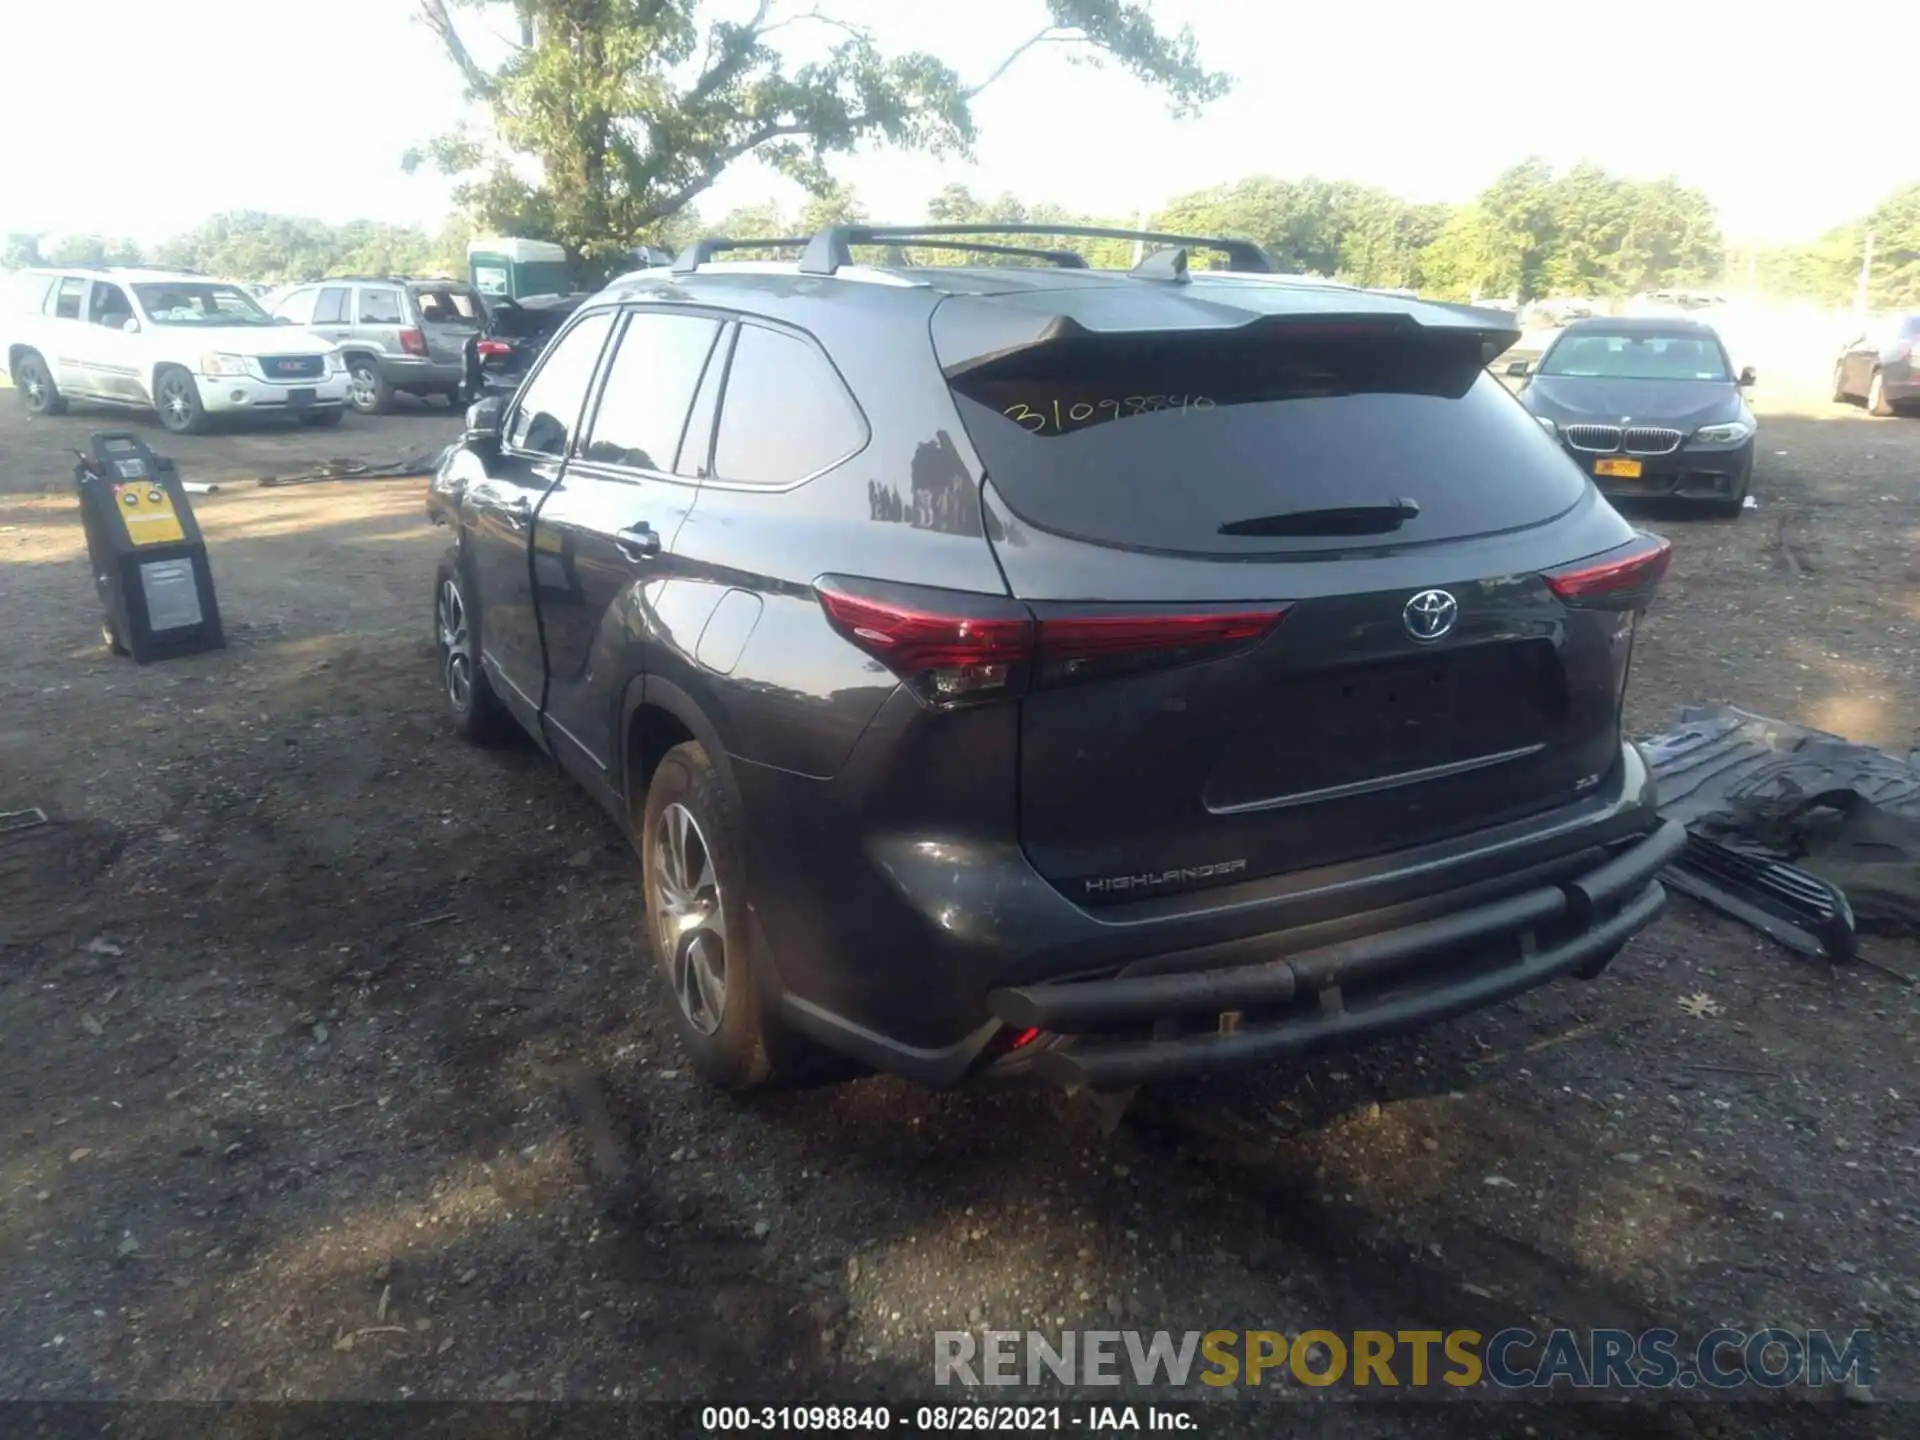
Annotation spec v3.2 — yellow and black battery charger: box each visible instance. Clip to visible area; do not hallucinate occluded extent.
[75,431,225,662]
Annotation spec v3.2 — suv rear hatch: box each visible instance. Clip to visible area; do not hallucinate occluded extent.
[935,291,1663,906]
[409,282,486,368]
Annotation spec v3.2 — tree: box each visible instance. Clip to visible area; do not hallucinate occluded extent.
[409,0,1229,261]
[43,235,146,267]
[3,233,46,270]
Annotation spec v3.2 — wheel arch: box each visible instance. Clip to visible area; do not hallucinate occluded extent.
[619,675,742,832]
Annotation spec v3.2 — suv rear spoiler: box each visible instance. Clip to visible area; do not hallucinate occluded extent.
[931,301,1524,379]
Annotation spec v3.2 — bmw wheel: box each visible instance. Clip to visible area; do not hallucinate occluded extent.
[1868,370,1895,418]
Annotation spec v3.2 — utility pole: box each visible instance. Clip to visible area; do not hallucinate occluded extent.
[1856,228,1875,315]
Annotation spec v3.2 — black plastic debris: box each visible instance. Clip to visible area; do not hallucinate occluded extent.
[1660,833,1856,963]
[1641,705,1920,946]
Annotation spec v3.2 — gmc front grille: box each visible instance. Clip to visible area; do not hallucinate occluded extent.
[262,355,327,381]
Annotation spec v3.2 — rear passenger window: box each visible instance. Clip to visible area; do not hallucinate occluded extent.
[53,278,85,319]
[313,287,350,324]
[507,309,615,456]
[579,311,722,473]
[712,324,866,486]
[357,288,404,324]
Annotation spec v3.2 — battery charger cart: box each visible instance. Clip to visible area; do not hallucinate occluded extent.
[75,431,225,663]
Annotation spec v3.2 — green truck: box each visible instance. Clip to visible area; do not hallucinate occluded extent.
[466,237,676,301]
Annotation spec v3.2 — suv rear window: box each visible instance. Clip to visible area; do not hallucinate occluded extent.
[414,287,482,324]
[948,329,1583,555]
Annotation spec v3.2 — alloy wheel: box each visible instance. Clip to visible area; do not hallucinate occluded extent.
[159,375,195,426]
[653,801,727,1036]
[436,577,472,711]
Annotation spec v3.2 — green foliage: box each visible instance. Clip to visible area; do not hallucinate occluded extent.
[408,0,1228,260]
[1760,185,1920,308]
[38,234,148,267]
[145,212,474,283]
[1153,160,1721,300]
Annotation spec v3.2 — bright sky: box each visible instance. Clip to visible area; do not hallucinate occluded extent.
[0,0,1898,250]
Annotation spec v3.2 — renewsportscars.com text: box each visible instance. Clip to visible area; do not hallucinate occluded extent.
[934,1327,1874,1391]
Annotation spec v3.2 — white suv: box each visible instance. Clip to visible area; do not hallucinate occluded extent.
[4,267,350,434]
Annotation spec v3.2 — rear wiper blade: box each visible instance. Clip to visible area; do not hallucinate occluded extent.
[1218,498,1421,537]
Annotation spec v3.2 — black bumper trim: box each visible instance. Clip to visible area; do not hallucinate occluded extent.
[1030,880,1666,1091]
[987,819,1685,1091]
[993,820,1682,1035]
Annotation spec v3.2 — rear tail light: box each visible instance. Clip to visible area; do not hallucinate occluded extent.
[475,339,512,358]
[816,583,1032,707]
[399,328,428,357]
[1543,532,1671,608]
[815,578,1287,710]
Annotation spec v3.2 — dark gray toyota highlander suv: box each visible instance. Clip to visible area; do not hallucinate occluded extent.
[426,224,1683,1094]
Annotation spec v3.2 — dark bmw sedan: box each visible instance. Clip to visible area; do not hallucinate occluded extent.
[1510,317,1757,517]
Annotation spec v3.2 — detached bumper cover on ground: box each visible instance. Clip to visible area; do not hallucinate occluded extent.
[993,819,1685,1090]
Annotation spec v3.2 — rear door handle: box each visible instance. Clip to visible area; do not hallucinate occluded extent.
[615,523,661,560]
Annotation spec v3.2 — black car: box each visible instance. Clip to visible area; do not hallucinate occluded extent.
[1831,313,1920,416]
[463,292,591,399]
[1510,317,1757,517]
[427,223,1681,1095]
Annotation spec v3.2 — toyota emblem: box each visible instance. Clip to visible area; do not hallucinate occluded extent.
[1403,589,1458,641]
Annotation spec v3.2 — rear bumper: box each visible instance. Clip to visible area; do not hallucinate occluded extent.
[376,355,465,389]
[993,820,1681,1090]
[756,733,1678,1089]
[1574,439,1753,502]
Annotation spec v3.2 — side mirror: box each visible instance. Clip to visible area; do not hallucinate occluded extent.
[121,317,140,334]
[1737,366,1757,387]
[1506,359,1532,377]
[464,396,505,442]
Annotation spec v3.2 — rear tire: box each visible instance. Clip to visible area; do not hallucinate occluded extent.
[14,353,65,416]
[153,365,209,434]
[1832,364,1851,404]
[346,356,394,416]
[434,551,513,744]
[1868,369,1894,417]
[639,741,789,1092]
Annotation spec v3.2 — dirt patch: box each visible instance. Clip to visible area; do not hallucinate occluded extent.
[0,393,1913,1431]
[0,397,460,495]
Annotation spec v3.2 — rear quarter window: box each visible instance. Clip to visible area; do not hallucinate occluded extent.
[711,323,867,486]
[949,329,1585,555]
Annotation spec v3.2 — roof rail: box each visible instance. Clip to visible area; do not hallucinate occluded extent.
[888,238,1090,268]
[671,236,814,275]
[798,223,1276,276]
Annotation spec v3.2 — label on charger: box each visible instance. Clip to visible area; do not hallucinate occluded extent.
[139,560,203,632]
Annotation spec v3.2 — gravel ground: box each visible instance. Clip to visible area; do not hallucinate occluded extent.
[0,380,1915,1437]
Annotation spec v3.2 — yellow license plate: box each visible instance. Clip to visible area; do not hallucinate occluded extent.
[1594,457,1643,479]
